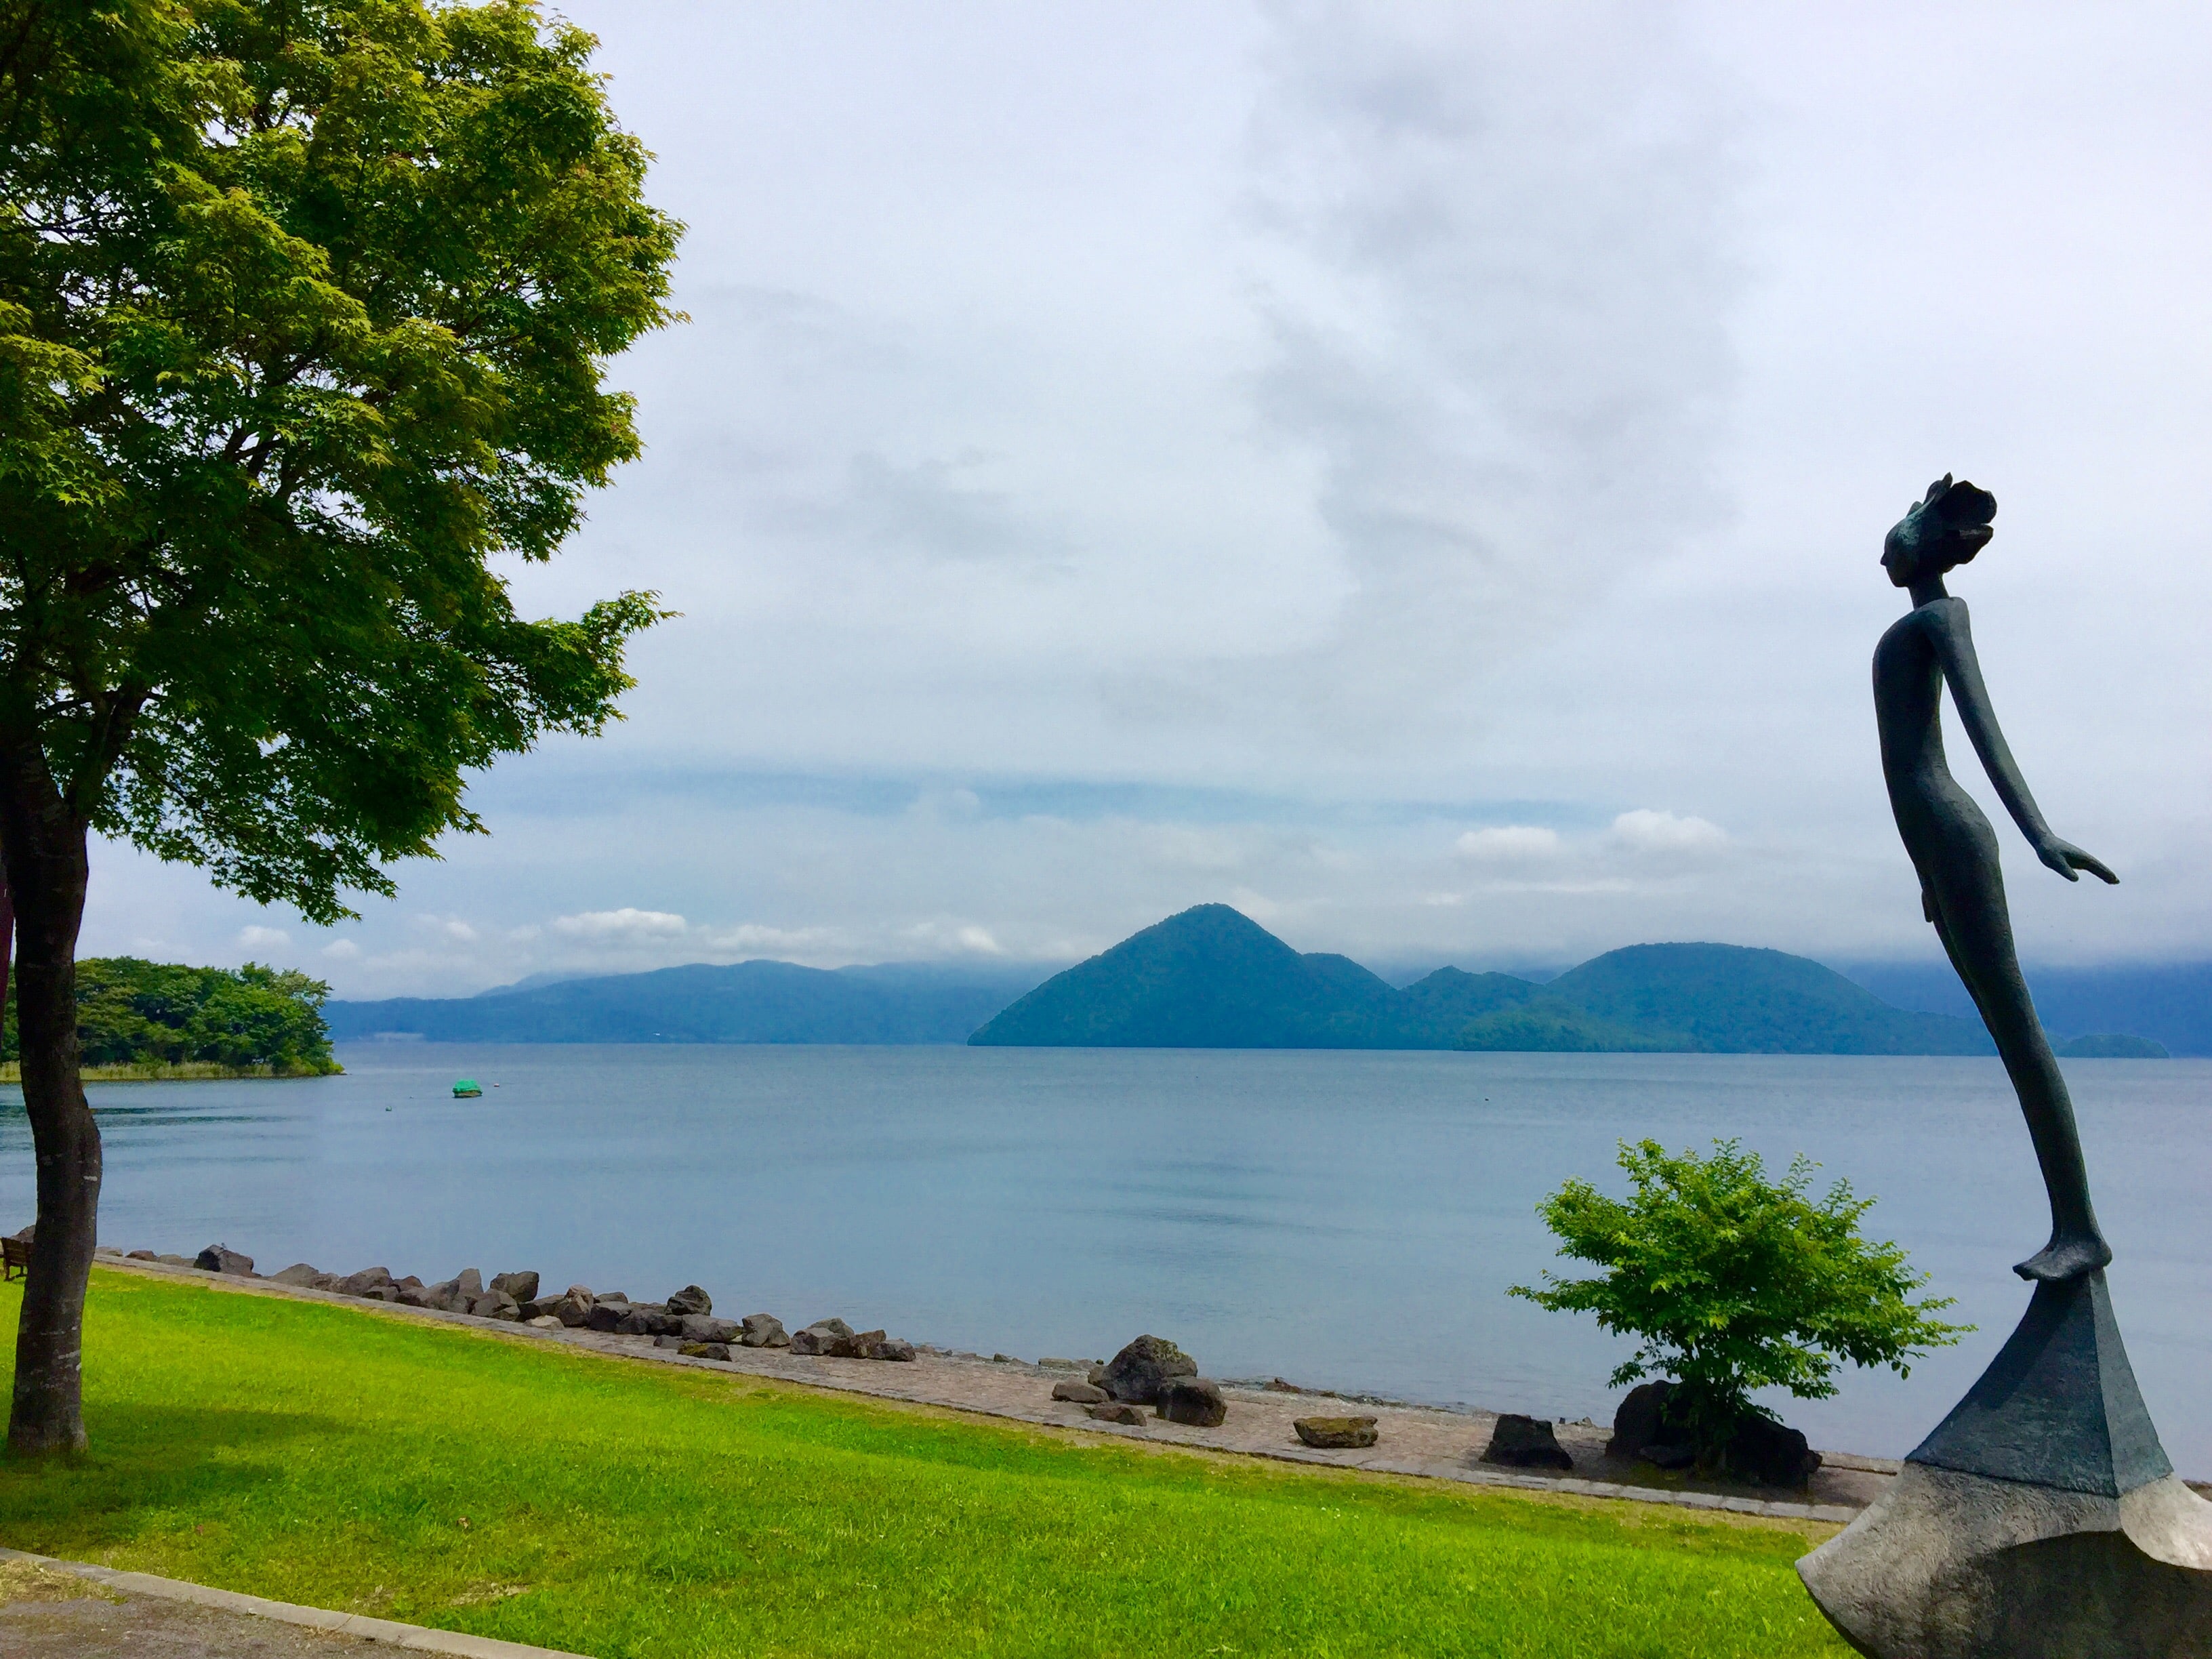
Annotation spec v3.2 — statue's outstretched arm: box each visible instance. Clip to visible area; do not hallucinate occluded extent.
[1932,601,2117,885]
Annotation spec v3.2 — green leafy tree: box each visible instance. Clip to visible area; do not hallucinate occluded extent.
[7,956,338,1071]
[0,0,680,1450]
[1511,1139,1969,1467]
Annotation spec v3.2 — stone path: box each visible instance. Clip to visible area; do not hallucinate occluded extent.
[96,1254,1890,1523]
[0,1551,577,1658]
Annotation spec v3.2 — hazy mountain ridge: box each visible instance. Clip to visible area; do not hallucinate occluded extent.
[328,906,2199,1053]
[1848,960,2212,1057]
[327,960,1050,1046]
[969,907,1996,1054]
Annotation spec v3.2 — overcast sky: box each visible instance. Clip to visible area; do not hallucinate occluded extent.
[91,1,2212,997]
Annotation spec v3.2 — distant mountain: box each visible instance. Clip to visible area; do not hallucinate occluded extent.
[1848,960,2212,1057]
[327,960,1054,1045]
[1547,944,1992,1056]
[331,909,2198,1056]
[964,905,1409,1049]
[967,906,1996,1054]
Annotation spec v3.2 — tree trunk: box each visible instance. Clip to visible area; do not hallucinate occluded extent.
[0,752,96,1455]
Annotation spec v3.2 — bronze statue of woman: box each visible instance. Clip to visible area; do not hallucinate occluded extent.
[1875,476,2118,1282]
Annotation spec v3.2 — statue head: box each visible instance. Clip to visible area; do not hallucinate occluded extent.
[1883,474,1997,587]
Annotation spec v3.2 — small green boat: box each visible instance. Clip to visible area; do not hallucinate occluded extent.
[452,1079,483,1099]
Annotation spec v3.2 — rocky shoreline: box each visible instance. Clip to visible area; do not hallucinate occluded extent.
[52,1231,1892,1518]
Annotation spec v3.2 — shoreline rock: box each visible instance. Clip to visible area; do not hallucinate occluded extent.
[1102,1334,1197,1404]
[1294,1416,1378,1450]
[1482,1414,1573,1471]
[1158,1377,1228,1428]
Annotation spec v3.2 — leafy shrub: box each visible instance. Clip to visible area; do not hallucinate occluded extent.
[5,958,337,1074]
[1511,1138,1969,1466]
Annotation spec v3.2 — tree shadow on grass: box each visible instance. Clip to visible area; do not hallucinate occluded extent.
[0,1403,340,1543]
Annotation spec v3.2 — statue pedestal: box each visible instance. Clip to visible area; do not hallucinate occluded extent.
[1800,1272,2212,1658]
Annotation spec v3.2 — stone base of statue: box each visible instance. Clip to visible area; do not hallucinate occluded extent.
[1799,1271,2212,1658]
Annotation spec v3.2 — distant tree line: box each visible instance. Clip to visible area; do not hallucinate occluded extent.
[3,960,336,1076]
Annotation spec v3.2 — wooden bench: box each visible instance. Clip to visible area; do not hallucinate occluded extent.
[1,1235,29,1281]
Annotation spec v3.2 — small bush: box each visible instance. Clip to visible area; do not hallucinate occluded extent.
[1511,1138,1969,1467]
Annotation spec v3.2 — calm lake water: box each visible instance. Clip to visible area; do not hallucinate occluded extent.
[3,1044,2207,1469]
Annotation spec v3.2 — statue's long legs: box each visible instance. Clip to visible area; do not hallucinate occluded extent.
[1919,829,2109,1280]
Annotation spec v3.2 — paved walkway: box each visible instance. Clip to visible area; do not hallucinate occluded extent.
[0,1551,577,1658]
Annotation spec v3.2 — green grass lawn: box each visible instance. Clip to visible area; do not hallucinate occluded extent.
[0,1270,1852,1658]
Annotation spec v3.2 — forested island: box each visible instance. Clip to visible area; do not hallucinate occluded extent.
[1,959,340,1081]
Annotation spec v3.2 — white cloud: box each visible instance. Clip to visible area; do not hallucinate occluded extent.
[321,939,363,962]
[1609,810,1728,854]
[1141,825,1249,872]
[1456,825,1561,862]
[552,907,689,940]
[237,925,290,951]
[898,918,1006,956]
[66,5,2212,990]
[703,922,838,956]
[411,915,479,943]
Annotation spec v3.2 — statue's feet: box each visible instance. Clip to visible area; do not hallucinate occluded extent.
[2013,1231,2113,1282]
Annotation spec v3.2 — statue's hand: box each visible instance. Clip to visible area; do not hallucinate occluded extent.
[2035,836,2117,884]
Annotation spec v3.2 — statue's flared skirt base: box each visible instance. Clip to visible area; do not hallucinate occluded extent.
[1799,1462,2212,1658]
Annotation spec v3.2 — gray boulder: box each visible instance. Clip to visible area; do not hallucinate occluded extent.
[1052,1380,1108,1404]
[1607,1380,1676,1460]
[1086,1401,1147,1427]
[469,1290,521,1322]
[680,1341,732,1361]
[126,1249,157,1261]
[526,1315,561,1330]
[1725,1413,1820,1490]
[1294,1415,1378,1450]
[361,1284,402,1303]
[864,1337,916,1362]
[1102,1334,1197,1404]
[340,1266,394,1297]
[269,1263,323,1288]
[394,1284,443,1309]
[679,1313,741,1344]
[790,1317,855,1355]
[1157,1377,1228,1428]
[666,1284,712,1317]
[194,1244,254,1276]
[550,1288,595,1328]
[653,1334,687,1349]
[584,1300,632,1333]
[454,1267,485,1300]
[490,1271,539,1303]
[1482,1414,1574,1471]
[615,1306,680,1337]
[739,1313,788,1349]
[155,1253,194,1267]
